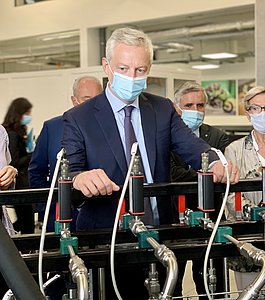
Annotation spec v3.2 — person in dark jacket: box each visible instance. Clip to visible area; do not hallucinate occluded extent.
[171,81,230,298]
[28,76,103,233]
[2,97,34,233]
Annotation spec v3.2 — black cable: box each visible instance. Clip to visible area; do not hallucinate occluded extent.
[0,220,46,300]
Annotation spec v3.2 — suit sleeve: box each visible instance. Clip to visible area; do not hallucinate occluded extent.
[62,111,87,175]
[28,122,50,188]
[170,152,197,182]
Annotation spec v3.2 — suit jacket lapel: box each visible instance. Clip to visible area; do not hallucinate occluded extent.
[94,94,127,177]
[139,94,156,177]
[200,123,210,142]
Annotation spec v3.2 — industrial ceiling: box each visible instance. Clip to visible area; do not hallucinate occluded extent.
[0,4,254,72]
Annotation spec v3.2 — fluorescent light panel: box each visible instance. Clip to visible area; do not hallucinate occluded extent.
[192,64,220,70]
[201,52,238,59]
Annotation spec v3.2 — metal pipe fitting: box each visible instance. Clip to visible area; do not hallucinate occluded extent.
[225,235,265,300]
[147,237,178,300]
[68,245,89,300]
[237,256,265,300]
[129,218,148,236]
[144,263,160,300]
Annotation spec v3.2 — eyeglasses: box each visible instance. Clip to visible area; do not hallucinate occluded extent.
[246,104,265,114]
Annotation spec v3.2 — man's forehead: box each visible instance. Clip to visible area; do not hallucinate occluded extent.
[181,90,206,102]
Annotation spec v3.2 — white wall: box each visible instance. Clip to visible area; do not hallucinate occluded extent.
[0,67,103,136]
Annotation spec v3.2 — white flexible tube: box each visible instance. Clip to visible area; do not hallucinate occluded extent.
[110,142,138,300]
[203,148,230,300]
[38,148,65,295]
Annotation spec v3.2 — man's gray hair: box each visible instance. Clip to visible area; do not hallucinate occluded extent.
[72,76,102,96]
[244,86,265,108]
[174,81,208,105]
[106,27,153,64]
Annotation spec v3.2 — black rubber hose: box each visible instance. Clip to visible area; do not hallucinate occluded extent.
[0,220,46,300]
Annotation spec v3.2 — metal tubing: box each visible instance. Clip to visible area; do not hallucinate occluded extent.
[76,273,89,300]
[237,257,265,300]
[98,267,106,300]
[223,258,230,296]
[68,245,89,300]
[224,234,240,246]
[225,235,265,300]
[147,237,178,300]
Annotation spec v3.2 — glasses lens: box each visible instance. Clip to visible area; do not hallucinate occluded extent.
[248,105,262,114]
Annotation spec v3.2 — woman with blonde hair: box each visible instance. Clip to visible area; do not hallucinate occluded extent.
[225,86,265,291]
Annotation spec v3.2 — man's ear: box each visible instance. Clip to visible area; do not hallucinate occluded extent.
[71,96,78,107]
[174,103,182,116]
[102,57,109,74]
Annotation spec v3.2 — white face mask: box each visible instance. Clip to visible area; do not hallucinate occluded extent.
[250,111,265,134]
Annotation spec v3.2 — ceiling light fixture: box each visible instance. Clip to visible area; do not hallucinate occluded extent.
[201,52,238,59]
[191,64,220,70]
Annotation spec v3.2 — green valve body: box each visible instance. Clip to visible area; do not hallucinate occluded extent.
[188,211,203,226]
[137,230,159,249]
[121,214,134,230]
[60,236,78,255]
[214,226,233,244]
[251,206,265,221]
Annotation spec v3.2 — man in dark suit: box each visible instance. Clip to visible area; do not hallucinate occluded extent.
[28,75,103,231]
[62,28,239,299]
[62,28,239,230]
[171,81,230,182]
[28,76,102,300]
[171,81,230,298]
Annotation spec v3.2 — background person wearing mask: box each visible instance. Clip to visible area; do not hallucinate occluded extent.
[225,86,265,291]
[171,81,230,298]
[2,97,34,233]
[28,75,103,232]
[28,75,102,300]
[62,27,239,300]
[171,81,230,182]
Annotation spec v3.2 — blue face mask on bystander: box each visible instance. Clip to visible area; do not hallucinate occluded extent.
[250,111,265,134]
[181,109,204,131]
[21,115,32,126]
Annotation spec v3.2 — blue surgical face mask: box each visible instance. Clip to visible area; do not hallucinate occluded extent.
[181,109,204,131]
[107,61,147,102]
[21,115,32,126]
[250,111,265,134]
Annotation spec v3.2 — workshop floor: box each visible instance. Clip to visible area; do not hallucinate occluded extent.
[182,261,239,299]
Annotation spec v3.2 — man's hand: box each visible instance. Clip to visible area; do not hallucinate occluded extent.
[0,166,17,189]
[210,160,240,184]
[73,169,120,197]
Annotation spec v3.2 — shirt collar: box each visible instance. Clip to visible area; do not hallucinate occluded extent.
[105,84,139,113]
[194,127,200,137]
